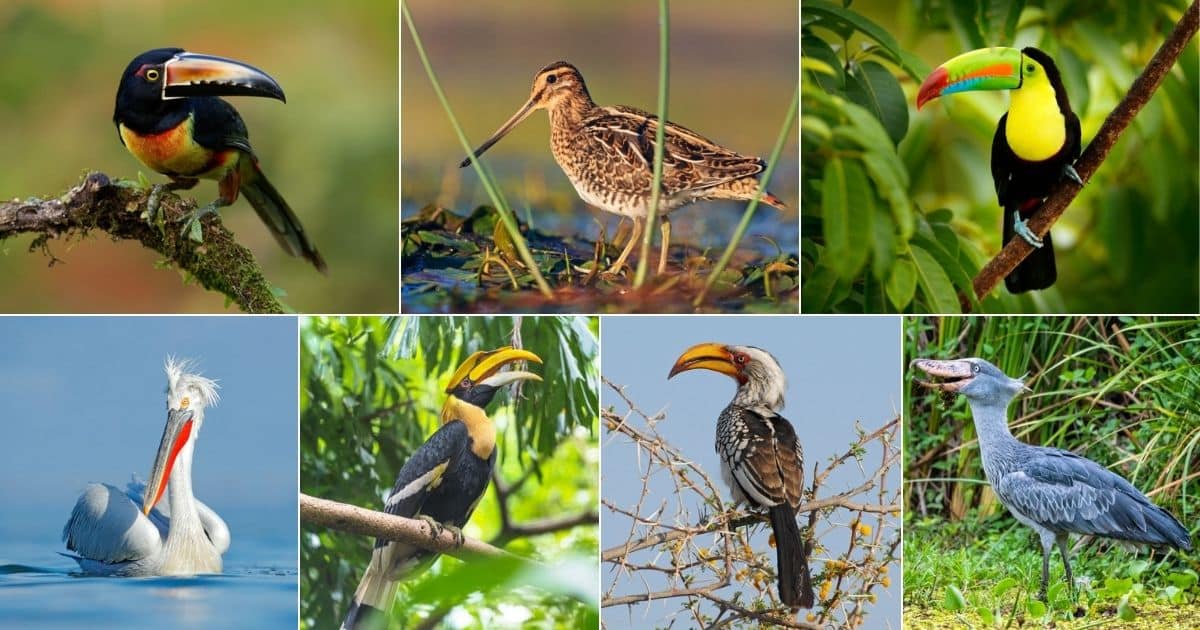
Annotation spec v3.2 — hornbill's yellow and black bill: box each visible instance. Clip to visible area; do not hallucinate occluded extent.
[142,406,195,515]
[447,347,543,392]
[161,52,286,102]
[916,47,1023,110]
[910,358,977,393]
[667,342,740,380]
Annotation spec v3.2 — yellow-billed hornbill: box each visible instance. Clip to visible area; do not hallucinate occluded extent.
[115,48,326,273]
[341,347,542,630]
[669,343,813,609]
[918,46,1082,293]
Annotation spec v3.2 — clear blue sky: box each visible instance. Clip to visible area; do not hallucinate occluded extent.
[0,316,297,513]
[601,316,901,628]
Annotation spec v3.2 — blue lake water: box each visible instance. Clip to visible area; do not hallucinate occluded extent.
[0,505,297,629]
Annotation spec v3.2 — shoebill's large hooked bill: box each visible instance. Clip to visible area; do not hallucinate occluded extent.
[341,347,542,630]
[114,48,326,273]
[62,358,229,576]
[669,343,814,609]
[918,47,1083,293]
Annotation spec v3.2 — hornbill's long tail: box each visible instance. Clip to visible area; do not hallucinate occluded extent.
[770,504,814,609]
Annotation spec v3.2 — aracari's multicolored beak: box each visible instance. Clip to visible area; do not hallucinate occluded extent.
[142,406,195,515]
[916,47,1023,110]
[163,52,286,102]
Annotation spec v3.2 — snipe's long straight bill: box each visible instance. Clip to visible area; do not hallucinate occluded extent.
[142,407,195,515]
[916,47,1023,110]
[163,52,286,102]
[459,97,540,168]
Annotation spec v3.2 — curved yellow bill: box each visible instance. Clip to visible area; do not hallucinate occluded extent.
[668,342,738,380]
[446,346,543,392]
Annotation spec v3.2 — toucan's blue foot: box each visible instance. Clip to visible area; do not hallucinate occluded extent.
[1013,215,1044,248]
[1064,164,1083,186]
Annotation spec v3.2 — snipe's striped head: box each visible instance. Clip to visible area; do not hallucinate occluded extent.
[460,61,591,167]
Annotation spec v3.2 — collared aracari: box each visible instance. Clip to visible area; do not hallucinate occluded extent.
[918,47,1082,293]
[341,347,542,630]
[669,343,814,609]
[115,48,326,273]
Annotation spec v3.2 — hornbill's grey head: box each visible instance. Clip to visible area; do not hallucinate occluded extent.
[910,357,1026,405]
[668,342,786,411]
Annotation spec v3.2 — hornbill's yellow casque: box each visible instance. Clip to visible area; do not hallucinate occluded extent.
[669,343,813,609]
[341,347,542,630]
[918,47,1082,293]
[115,48,326,273]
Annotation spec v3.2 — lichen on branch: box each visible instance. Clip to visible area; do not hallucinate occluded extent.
[0,171,284,313]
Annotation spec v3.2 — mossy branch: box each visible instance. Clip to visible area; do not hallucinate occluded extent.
[0,171,283,313]
[965,0,1199,310]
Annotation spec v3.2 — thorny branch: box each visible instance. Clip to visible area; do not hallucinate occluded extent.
[966,0,1199,309]
[0,171,283,313]
[601,378,900,629]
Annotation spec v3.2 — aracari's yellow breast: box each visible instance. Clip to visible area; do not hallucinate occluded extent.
[118,114,237,180]
[1004,76,1066,162]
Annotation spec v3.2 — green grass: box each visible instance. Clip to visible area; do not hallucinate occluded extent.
[904,513,1199,627]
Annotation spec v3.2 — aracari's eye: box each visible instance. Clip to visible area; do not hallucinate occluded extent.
[145,68,160,82]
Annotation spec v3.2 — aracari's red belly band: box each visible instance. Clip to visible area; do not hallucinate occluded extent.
[119,116,238,179]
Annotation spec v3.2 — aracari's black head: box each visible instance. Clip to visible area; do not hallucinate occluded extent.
[115,48,186,131]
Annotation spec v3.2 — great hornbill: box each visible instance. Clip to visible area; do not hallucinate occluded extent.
[668,343,814,609]
[115,48,326,273]
[912,358,1192,601]
[341,347,542,630]
[918,46,1082,293]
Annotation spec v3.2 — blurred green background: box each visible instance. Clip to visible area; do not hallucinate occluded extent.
[0,0,397,313]
[402,0,799,258]
[801,0,1198,313]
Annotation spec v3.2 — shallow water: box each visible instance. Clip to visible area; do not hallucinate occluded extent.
[0,506,297,629]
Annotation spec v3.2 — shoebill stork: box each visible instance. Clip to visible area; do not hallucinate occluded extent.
[912,357,1192,600]
[669,343,814,609]
[62,358,229,576]
[342,347,542,630]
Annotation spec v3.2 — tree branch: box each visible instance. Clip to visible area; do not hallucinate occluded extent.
[299,493,534,565]
[0,171,284,313]
[965,0,1199,309]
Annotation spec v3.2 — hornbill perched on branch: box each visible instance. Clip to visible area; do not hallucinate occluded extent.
[912,357,1192,601]
[115,48,326,273]
[669,343,814,609]
[341,347,542,629]
[918,47,1083,293]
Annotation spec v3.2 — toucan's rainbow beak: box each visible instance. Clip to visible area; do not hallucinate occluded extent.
[916,47,1023,110]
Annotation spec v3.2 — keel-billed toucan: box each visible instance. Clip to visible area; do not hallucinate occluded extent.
[918,47,1082,293]
[341,347,542,630]
[115,48,326,273]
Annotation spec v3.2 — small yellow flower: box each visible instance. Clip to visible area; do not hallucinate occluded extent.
[857,523,872,536]
[806,613,816,622]
[881,575,891,587]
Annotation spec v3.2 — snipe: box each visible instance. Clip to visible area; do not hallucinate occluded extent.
[461,61,787,275]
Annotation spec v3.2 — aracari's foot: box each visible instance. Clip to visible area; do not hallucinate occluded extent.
[178,201,222,242]
[144,184,170,226]
[1013,215,1044,248]
[1064,164,1084,186]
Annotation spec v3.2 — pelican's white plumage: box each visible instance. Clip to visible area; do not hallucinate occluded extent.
[61,358,228,576]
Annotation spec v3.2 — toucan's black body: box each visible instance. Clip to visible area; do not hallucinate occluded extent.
[114,48,326,273]
[990,48,1080,293]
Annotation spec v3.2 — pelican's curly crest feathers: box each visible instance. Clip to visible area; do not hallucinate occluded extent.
[164,356,220,408]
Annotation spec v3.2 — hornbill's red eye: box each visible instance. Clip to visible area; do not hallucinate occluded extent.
[734,353,747,365]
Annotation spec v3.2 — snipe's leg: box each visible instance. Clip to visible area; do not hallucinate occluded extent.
[606,217,642,274]
[657,216,671,275]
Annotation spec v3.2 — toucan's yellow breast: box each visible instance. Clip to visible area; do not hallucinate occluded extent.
[1004,76,1066,161]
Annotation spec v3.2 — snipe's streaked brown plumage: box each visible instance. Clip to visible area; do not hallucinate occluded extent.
[461,61,787,274]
